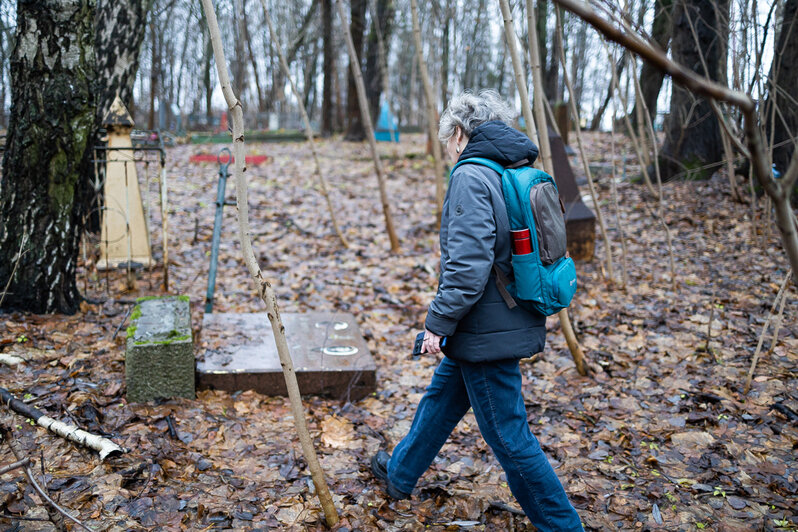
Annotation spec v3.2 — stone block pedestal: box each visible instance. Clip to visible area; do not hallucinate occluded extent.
[125,296,194,402]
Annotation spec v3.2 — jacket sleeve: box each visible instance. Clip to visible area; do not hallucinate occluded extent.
[425,168,496,336]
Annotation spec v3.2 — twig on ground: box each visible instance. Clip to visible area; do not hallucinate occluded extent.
[0,230,29,308]
[165,414,180,440]
[0,513,51,522]
[0,426,94,531]
[745,269,792,394]
[489,501,525,516]
[0,387,123,460]
[111,303,134,340]
[0,353,24,367]
[0,457,31,475]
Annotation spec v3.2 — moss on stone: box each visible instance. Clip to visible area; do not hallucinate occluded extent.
[135,295,162,303]
[135,295,190,304]
[126,325,137,339]
[134,330,191,346]
[129,304,142,322]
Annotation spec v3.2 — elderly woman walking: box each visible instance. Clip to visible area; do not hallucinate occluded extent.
[371,90,583,531]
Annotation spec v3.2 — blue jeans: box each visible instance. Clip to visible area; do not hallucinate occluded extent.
[387,356,583,531]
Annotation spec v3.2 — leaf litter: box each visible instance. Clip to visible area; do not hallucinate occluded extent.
[0,132,795,531]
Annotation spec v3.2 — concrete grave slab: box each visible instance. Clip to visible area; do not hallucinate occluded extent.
[197,312,376,401]
[126,296,194,402]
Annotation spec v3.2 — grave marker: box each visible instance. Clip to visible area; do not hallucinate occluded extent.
[198,312,376,401]
[126,296,194,402]
[549,131,597,260]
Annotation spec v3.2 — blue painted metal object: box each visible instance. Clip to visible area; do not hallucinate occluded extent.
[375,103,399,142]
[205,148,233,313]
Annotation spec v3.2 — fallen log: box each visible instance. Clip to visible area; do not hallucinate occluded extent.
[0,387,123,461]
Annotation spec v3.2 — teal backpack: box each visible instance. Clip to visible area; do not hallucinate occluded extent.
[452,157,578,316]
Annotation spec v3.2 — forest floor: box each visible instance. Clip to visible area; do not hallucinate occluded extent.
[0,132,796,531]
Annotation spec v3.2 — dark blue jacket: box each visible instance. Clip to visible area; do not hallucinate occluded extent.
[424,120,547,363]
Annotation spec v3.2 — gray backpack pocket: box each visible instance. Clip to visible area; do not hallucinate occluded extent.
[529,182,567,265]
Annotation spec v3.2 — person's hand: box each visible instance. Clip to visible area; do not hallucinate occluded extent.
[421,329,443,354]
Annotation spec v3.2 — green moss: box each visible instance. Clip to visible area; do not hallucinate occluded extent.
[126,325,137,339]
[129,305,142,322]
[134,331,191,346]
[135,295,162,303]
[47,149,74,213]
[680,156,712,181]
[134,295,190,304]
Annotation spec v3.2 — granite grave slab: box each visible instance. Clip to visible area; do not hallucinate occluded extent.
[197,312,376,401]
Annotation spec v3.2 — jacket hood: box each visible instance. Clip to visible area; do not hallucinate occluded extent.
[458,120,539,167]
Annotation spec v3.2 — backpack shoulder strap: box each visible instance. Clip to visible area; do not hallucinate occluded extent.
[451,157,505,176]
[492,265,518,309]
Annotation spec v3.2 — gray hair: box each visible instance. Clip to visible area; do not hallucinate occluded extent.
[438,90,515,142]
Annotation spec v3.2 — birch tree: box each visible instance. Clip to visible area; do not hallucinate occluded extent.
[0,0,96,314]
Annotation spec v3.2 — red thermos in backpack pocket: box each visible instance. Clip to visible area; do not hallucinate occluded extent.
[511,228,532,255]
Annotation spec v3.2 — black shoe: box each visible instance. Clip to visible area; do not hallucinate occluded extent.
[370,451,411,500]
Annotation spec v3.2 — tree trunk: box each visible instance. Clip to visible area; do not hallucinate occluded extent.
[260,0,349,247]
[660,0,730,180]
[232,0,248,103]
[569,18,588,115]
[202,12,214,122]
[590,50,626,130]
[631,0,673,129]
[336,0,400,252]
[344,0,367,141]
[440,5,451,106]
[94,0,152,121]
[766,0,798,177]
[411,0,445,224]
[321,0,334,136]
[0,26,10,128]
[364,0,394,122]
[538,0,554,99]
[148,21,157,130]
[199,1,340,525]
[463,0,486,90]
[243,0,264,113]
[0,0,96,314]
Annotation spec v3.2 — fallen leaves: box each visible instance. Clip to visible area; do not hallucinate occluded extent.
[0,132,795,530]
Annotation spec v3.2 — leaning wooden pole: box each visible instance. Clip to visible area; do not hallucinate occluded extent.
[0,387,123,461]
[498,0,538,152]
[260,0,349,249]
[336,0,400,253]
[499,0,587,376]
[410,0,446,225]
[199,0,339,526]
[552,5,614,281]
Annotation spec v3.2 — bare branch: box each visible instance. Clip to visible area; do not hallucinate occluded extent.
[0,457,30,475]
[199,0,340,526]
[552,0,798,284]
[1,427,92,531]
